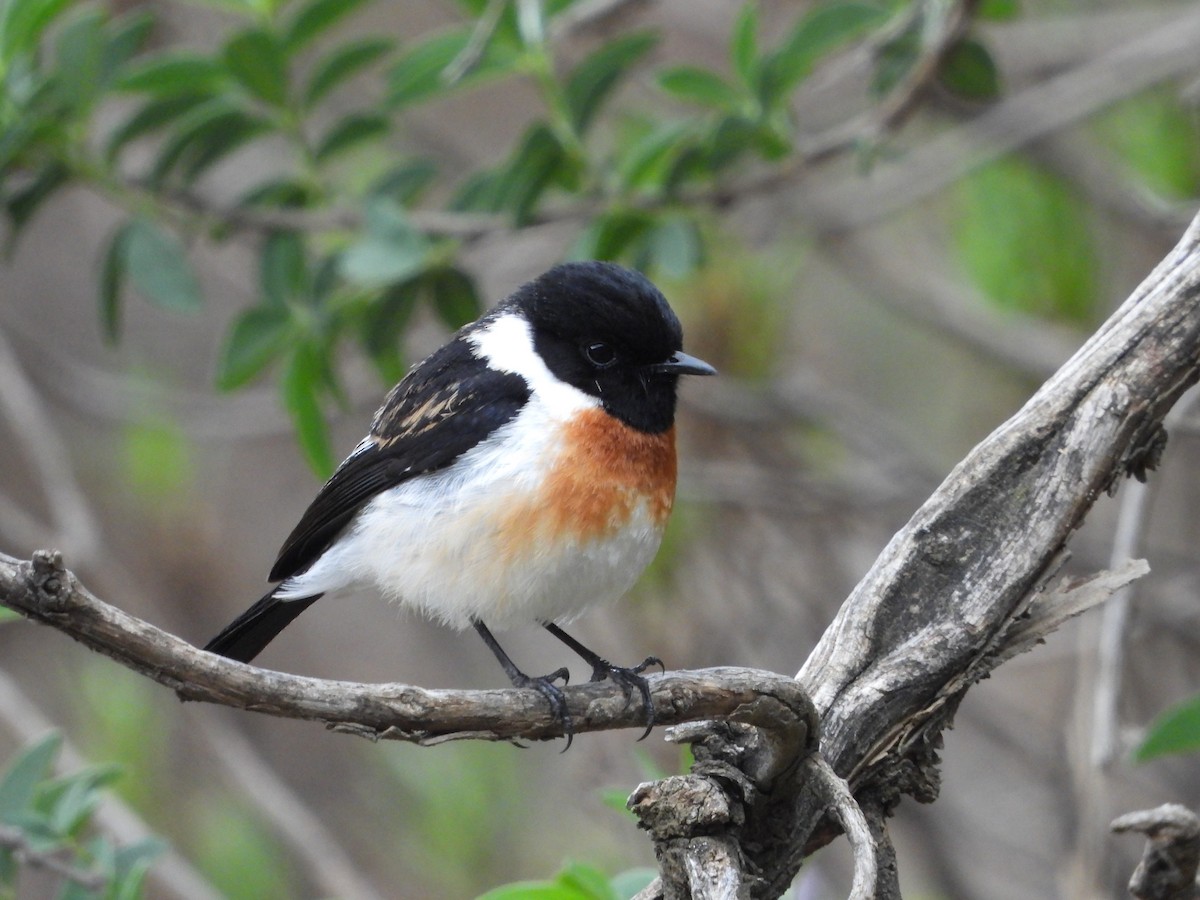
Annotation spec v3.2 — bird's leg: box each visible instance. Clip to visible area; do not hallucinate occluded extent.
[543,623,662,740]
[473,620,574,747]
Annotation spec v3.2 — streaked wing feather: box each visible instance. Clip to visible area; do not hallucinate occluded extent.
[269,340,530,582]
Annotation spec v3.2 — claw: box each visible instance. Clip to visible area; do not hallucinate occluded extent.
[474,622,578,748]
[542,623,663,741]
[589,657,658,741]
[512,667,574,750]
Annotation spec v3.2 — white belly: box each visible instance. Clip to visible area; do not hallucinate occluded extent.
[275,411,669,629]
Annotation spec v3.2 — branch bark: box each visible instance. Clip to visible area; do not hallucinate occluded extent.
[0,549,817,747]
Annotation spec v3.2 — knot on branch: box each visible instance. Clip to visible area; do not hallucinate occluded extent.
[23,550,71,613]
[1113,804,1200,900]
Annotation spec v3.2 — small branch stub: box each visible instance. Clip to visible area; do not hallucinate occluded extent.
[1113,804,1200,900]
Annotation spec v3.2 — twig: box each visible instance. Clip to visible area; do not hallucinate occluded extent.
[0,823,106,891]
[799,6,1200,231]
[0,550,817,746]
[803,753,878,900]
[797,0,977,165]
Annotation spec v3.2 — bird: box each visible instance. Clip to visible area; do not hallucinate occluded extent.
[203,260,715,743]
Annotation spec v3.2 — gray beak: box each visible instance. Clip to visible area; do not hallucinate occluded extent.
[647,351,717,377]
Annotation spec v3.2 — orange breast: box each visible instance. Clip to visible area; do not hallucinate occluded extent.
[499,410,677,554]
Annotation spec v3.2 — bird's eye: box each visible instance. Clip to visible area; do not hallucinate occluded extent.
[583,341,617,368]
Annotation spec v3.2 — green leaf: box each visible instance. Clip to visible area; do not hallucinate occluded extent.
[314,111,389,163]
[497,122,567,222]
[283,0,370,52]
[768,1,889,99]
[236,176,314,209]
[0,0,72,63]
[110,838,166,900]
[451,123,566,221]
[476,884,592,900]
[53,8,107,113]
[662,144,708,193]
[99,10,155,87]
[1135,694,1200,762]
[939,38,1000,101]
[179,113,271,183]
[871,24,918,96]
[387,27,515,108]
[954,156,1097,322]
[563,31,657,135]
[304,36,393,107]
[427,266,480,328]
[977,0,1019,20]
[369,158,437,204]
[148,99,268,186]
[282,344,335,477]
[40,764,121,836]
[4,160,68,237]
[105,93,213,163]
[361,279,417,384]
[571,208,654,261]
[116,53,226,95]
[216,305,294,390]
[223,27,289,107]
[99,224,129,342]
[261,231,307,306]
[616,120,699,193]
[341,198,431,286]
[706,113,760,169]
[0,117,35,173]
[179,0,263,13]
[122,219,203,312]
[730,2,759,86]
[658,65,742,109]
[0,734,61,820]
[1096,90,1200,200]
[557,860,618,900]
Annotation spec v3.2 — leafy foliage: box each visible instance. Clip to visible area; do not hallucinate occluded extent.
[0,0,961,476]
[0,734,164,898]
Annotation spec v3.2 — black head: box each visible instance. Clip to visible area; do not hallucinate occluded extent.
[507,261,714,433]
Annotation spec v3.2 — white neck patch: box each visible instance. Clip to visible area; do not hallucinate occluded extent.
[468,311,598,418]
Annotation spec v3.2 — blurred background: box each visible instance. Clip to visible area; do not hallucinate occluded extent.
[2,0,1200,897]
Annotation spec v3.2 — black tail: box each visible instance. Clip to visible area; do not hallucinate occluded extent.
[203,590,323,663]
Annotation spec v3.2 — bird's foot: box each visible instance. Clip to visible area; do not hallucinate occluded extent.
[589,656,664,741]
[511,666,575,749]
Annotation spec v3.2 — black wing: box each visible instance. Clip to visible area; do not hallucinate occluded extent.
[268,337,530,582]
